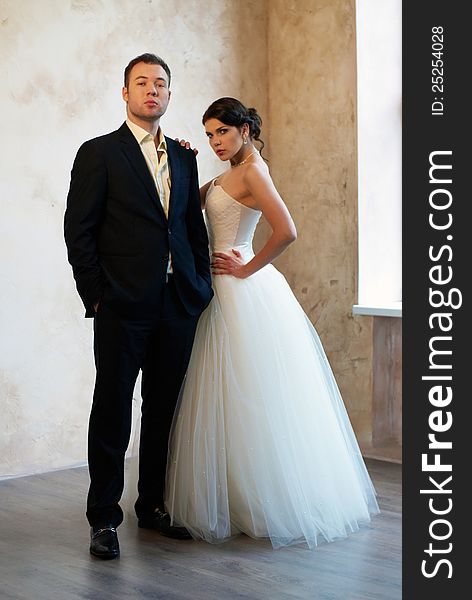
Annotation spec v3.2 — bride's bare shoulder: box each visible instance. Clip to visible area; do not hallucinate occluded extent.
[243,160,275,195]
[243,160,270,183]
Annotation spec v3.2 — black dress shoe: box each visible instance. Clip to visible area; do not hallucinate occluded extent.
[138,508,192,540]
[90,526,120,559]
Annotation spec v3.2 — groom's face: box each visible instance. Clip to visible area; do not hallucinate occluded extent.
[122,62,171,124]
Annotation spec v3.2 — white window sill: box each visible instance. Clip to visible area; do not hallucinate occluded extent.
[352,302,402,318]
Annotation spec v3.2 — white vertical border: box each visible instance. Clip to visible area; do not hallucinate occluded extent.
[356,0,402,308]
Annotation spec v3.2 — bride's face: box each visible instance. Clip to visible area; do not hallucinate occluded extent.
[204,118,247,161]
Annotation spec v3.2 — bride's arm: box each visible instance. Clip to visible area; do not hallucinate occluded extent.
[199,180,213,209]
[211,164,297,278]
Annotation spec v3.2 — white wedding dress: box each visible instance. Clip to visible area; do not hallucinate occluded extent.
[164,180,379,549]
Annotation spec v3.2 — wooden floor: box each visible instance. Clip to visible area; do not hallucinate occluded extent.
[0,459,401,600]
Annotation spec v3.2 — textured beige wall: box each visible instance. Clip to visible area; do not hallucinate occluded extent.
[1,0,377,478]
[372,316,402,462]
[264,0,373,446]
[0,0,267,478]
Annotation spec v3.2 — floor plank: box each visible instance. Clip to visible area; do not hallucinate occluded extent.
[0,459,401,600]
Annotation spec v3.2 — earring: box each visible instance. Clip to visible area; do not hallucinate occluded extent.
[243,136,248,144]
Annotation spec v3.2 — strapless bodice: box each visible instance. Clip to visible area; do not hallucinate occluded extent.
[204,179,262,260]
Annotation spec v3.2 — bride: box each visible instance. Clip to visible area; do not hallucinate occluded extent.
[164,97,379,549]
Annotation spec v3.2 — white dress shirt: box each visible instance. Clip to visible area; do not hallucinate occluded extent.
[126,119,172,273]
[126,118,171,215]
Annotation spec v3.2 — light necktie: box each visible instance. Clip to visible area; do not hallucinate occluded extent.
[155,147,169,217]
[142,135,170,217]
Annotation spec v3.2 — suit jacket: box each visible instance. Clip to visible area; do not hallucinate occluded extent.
[64,122,213,318]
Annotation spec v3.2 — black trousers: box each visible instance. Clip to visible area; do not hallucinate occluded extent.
[86,276,199,528]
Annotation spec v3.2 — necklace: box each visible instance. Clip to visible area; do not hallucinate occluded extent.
[231,150,258,168]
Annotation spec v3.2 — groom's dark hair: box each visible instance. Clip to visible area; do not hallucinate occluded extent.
[124,53,171,87]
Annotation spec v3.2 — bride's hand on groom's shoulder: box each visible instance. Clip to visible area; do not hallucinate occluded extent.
[175,138,198,155]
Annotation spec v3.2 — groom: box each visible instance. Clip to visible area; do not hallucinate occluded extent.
[64,53,212,559]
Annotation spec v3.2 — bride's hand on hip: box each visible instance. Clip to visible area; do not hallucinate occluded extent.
[211,250,247,278]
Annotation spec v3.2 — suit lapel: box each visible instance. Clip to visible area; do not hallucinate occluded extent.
[118,123,167,221]
[165,137,182,223]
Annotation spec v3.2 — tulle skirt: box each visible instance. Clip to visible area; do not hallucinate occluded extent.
[164,263,379,549]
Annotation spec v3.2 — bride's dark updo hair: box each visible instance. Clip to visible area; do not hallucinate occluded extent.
[202,97,265,157]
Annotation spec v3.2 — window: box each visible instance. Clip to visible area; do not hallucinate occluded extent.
[354,0,402,317]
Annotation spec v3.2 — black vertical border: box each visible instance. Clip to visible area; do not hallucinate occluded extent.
[403,2,469,598]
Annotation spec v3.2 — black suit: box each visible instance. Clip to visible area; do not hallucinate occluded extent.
[64,122,213,528]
